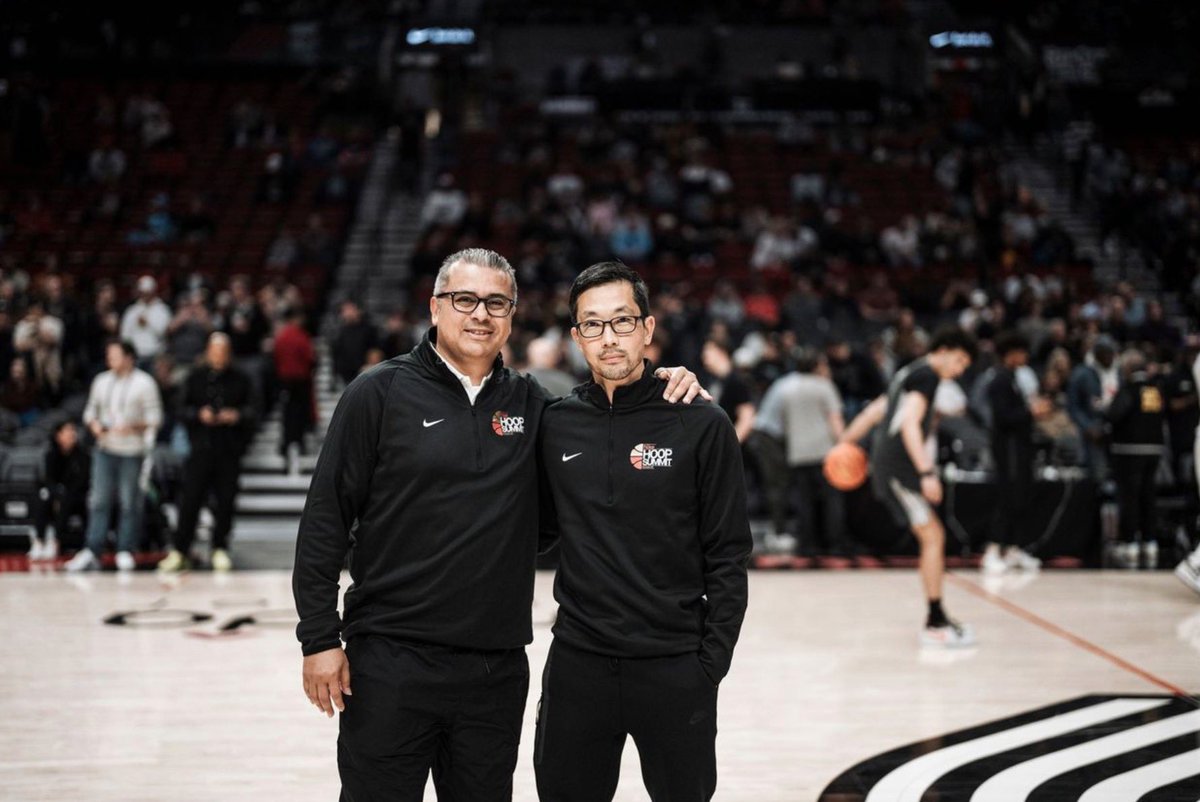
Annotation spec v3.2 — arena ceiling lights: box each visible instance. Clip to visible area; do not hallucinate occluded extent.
[405,27,477,47]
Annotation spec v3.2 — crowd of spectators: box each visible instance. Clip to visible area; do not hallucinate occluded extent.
[1,262,327,562]
[1067,132,1200,303]
[396,94,1196,561]
[0,268,314,446]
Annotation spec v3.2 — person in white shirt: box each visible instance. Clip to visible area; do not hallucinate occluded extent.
[65,340,163,572]
[119,275,173,364]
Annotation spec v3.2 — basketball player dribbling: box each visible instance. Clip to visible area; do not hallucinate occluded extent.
[841,327,978,647]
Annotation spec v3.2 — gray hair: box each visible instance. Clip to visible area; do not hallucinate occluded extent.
[433,248,518,301]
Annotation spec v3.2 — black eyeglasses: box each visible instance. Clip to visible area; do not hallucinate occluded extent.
[574,315,645,339]
[434,291,516,318]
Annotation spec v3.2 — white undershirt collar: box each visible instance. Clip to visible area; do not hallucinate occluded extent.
[433,346,493,405]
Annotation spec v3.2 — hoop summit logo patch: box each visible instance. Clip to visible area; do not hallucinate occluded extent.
[630,443,673,470]
[491,411,525,436]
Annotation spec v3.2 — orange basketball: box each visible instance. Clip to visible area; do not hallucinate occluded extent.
[823,442,869,491]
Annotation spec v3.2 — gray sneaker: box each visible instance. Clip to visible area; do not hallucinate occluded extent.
[64,549,99,572]
[920,620,977,648]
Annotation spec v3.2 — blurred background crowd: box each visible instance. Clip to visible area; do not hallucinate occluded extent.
[1,0,1198,573]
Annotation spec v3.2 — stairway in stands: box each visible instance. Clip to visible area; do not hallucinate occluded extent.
[226,343,335,568]
[225,135,419,569]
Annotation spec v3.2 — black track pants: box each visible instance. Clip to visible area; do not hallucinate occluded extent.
[174,448,241,553]
[338,636,529,802]
[534,639,718,802]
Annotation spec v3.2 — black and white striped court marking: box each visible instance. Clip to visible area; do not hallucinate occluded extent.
[820,694,1200,801]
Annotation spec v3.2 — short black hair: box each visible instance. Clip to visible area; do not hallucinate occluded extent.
[793,346,821,374]
[703,337,731,357]
[928,326,977,361]
[106,339,137,360]
[569,261,650,322]
[994,330,1030,357]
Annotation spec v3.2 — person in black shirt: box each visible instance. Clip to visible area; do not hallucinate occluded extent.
[1163,343,1199,495]
[981,333,1050,574]
[841,327,978,648]
[331,299,378,388]
[1176,347,1200,596]
[293,249,706,802]
[1106,349,1166,569]
[158,333,256,572]
[700,337,754,443]
[31,420,90,559]
[535,262,751,802]
[825,337,886,419]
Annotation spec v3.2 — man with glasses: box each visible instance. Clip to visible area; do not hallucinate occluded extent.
[293,249,705,801]
[534,262,751,801]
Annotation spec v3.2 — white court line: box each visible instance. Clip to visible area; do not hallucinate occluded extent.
[972,709,1200,802]
[1078,748,1200,801]
[864,698,1167,802]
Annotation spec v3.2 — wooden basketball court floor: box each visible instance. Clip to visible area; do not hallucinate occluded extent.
[1,568,1197,801]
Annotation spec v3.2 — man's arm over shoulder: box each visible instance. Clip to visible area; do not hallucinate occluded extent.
[293,366,394,656]
[693,404,752,684]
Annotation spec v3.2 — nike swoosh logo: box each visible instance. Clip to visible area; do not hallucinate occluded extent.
[423,418,445,428]
[562,452,582,462]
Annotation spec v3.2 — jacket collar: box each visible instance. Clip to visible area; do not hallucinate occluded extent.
[580,360,664,410]
[412,327,506,388]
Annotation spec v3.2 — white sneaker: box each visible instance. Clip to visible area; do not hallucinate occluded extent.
[115,551,136,572]
[1175,558,1200,598]
[981,547,1007,575]
[763,532,798,554]
[1109,542,1139,569]
[42,538,58,560]
[64,549,99,572]
[27,538,44,560]
[1141,541,1158,570]
[211,549,232,572]
[920,620,977,648]
[1004,546,1042,572]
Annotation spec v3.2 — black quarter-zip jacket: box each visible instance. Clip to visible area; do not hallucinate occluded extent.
[178,364,257,454]
[293,329,550,656]
[539,365,752,684]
